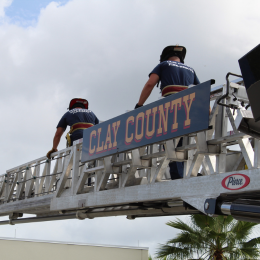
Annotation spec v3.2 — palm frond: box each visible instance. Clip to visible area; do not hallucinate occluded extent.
[156,215,260,260]
[230,220,258,241]
[156,244,194,259]
[190,214,215,229]
[241,236,260,248]
[166,218,195,233]
[228,245,260,259]
[167,230,204,246]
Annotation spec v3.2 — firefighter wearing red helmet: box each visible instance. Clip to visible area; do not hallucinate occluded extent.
[135,45,200,180]
[47,98,99,159]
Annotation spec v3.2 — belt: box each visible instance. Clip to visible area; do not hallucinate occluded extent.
[70,122,94,133]
[66,122,94,147]
[162,85,188,97]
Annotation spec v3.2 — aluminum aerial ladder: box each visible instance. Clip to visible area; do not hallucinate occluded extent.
[0,76,260,226]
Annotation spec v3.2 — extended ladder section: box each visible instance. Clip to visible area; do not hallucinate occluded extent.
[1,77,260,225]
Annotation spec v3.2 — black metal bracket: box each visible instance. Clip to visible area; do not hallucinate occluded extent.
[204,198,217,214]
[217,72,243,108]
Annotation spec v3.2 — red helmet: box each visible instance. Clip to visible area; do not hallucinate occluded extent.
[69,98,88,110]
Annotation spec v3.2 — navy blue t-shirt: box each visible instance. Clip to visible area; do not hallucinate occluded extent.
[57,108,99,143]
[149,61,200,90]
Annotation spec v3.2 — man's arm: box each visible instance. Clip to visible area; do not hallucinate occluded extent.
[46,127,65,159]
[53,127,65,150]
[136,73,159,106]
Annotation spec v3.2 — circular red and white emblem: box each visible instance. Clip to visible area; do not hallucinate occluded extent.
[221,174,250,190]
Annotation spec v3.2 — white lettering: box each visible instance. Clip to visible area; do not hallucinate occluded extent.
[166,61,194,73]
[69,109,92,114]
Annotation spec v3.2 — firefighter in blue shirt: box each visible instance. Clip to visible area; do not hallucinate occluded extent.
[135,45,200,107]
[47,98,99,159]
[135,45,200,180]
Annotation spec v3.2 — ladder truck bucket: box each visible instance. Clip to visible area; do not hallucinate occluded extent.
[239,44,260,122]
[233,44,260,138]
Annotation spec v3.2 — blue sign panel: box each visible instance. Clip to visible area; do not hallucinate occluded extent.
[81,80,211,163]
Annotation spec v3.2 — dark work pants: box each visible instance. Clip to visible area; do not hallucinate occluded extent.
[169,138,184,180]
[71,136,92,186]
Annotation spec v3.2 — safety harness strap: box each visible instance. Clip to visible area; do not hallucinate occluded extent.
[162,85,188,97]
[66,122,94,147]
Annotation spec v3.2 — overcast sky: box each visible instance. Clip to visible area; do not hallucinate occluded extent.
[0,0,260,257]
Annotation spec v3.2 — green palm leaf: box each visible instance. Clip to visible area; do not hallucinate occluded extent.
[156,214,260,260]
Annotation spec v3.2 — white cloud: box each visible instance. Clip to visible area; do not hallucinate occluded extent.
[0,0,11,17]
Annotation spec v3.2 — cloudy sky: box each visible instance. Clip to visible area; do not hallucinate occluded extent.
[0,0,260,257]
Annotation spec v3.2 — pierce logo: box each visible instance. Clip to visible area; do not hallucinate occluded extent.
[221,174,250,190]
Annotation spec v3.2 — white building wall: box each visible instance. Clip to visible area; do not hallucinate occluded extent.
[0,238,148,260]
